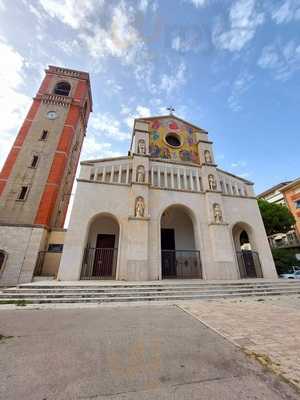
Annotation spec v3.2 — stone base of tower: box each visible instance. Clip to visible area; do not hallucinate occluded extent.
[0,225,48,286]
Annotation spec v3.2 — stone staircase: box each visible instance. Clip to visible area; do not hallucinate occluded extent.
[1,280,300,304]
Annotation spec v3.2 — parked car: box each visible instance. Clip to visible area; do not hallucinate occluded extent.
[280,266,300,279]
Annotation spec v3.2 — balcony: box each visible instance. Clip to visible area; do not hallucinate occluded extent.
[79,159,251,196]
[269,232,300,249]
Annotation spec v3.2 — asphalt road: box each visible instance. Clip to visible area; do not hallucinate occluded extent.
[0,305,298,399]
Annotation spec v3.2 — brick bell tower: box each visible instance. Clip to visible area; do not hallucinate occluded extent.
[0,66,92,285]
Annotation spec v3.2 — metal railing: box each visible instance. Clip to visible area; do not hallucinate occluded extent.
[269,237,300,249]
[34,250,62,277]
[161,250,202,279]
[236,251,263,278]
[81,247,118,280]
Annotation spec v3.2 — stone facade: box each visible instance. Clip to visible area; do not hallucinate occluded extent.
[58,115,277,281]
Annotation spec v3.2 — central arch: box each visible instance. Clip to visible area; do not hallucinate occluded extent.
[81,213,120,280]
[232,222,263,278]
[160,204,202,279]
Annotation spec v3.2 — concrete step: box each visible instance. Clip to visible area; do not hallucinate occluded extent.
[2,285,300,298]
[1,289,300,304]
[2,280,300,305]
[16,280,300,290]
[2,282,300,294]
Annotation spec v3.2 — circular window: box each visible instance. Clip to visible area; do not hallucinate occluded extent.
[165,133,181,148]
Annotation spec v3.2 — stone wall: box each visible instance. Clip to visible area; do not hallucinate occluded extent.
[0,225,47,286]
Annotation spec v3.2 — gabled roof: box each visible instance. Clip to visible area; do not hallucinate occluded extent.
[257,181,292,198]
[136,114,208,134]
[280,177,300,192]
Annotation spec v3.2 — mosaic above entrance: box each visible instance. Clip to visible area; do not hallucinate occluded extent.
[146,117,200,164]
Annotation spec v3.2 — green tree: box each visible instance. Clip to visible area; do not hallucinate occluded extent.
[272,248,300,273]
[257,199,295,236]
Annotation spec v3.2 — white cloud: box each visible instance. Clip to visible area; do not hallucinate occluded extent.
[123,105,152,129]
[171,32,201,53]
[81,137,122,160]
[39,0,103,29]
[239,172,251,178]
[231,161,247,168]
[228,71,254,111]
[120,105,131,115]
[56,39,80,55]
[272,0,300,24]
[0,0,6,11]
[159,61,187,94]
[105,79,123,95]
[258,40,300,81]
[90,113,131,141]
[80,2,142,61]
[213,0,264,51]
[139,0,149,12]
[0,39,31,168]
[185,0,207,7]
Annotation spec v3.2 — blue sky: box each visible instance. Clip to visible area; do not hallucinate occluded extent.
[0,0,299,196]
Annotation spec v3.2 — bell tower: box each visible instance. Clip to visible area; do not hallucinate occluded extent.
[0,66,92,286]
[0,65,92,227]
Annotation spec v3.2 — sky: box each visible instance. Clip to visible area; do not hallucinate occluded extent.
[0,0,299,200]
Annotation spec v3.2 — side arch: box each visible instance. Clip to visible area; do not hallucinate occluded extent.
[81,212,122,280]
[231,222,263,278]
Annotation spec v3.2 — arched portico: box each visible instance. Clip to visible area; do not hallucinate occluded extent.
[160,204,202,279]
[81,213,120,280]
[232,222,263,278]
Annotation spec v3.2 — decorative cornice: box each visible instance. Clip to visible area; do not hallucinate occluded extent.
[80,156,132,165]
[77,179,131,187]
[222,194,256,200]
[134,129,149,134]
[150,158,201,168]
[0,222,49,230]
[202,162,218,167]
[36,93,72,107]
[128,216,150,221]
[197,139,213,144]
[209,222,229,226]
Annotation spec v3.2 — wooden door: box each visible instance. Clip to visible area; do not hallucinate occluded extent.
[93,234,115,278]
[161,229,176,278]
[243,251,257,278]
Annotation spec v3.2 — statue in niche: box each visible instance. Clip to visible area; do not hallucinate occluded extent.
[135,196,145,218]
[204,150,212,164]
[213,203,223,224]
[137,139,146,155]
[208,174,217,191]
[136,165,145,183]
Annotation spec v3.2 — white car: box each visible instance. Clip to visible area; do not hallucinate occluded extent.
[280,266,300,279]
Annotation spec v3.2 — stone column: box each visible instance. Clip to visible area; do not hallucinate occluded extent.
[126,120,151,281]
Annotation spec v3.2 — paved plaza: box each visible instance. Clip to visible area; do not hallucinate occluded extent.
[0,303,299,399]
[180,295,300,390]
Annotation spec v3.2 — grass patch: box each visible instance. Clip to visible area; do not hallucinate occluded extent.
[244,349,300,393]
[0,334,14,341]
[0,299,30,306]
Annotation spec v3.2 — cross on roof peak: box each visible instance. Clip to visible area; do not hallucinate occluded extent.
[167,106,175,115]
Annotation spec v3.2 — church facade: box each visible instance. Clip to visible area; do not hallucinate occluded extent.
[58,115,277,281]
